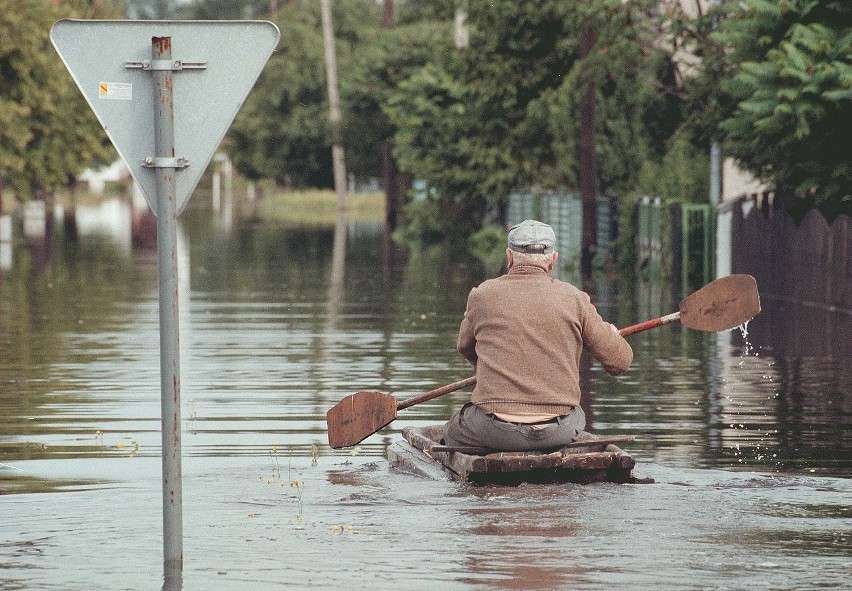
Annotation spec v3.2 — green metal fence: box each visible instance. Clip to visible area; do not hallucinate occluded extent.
[635,198,715,296]
[681,204,714,293]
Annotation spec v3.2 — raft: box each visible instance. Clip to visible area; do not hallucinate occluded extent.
[387,425,649,485]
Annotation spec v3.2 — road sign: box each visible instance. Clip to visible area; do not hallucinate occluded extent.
[51,20,279,576]
[50,20,280,215]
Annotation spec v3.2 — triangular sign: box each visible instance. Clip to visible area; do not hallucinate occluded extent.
[51,20,280,215]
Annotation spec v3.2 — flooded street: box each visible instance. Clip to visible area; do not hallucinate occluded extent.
[1,201,850,590]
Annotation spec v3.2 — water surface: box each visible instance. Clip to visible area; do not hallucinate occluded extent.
[1,201,850,590]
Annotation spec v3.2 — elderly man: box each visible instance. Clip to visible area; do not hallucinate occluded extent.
[443,219,633,451]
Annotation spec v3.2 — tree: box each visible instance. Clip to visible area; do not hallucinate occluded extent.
[387,1,581,241]
[714,0,852,218]
[227,0,387,188]
[0,0,118,206]
[386,0,686,244]
[174,0,270,20]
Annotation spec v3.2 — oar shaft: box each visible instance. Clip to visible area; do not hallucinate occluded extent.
[397,313,682,411]
[618,311,681,337]
[327,275,758,448]
[397,376,477,411]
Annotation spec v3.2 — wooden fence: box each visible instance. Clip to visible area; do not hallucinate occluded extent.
[719,194,850,313]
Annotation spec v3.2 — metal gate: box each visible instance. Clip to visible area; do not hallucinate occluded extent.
[635,199,715,297]
[681,204,714,293]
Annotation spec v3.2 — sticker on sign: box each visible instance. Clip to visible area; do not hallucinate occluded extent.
[99,82,132,100]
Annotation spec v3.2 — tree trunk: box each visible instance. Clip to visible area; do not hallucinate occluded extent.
[579,27,598,280]
[381,0,398,232]
[383,0,393,28]
[383,141,398,231]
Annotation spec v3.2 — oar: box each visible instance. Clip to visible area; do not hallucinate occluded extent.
[326,274,760,449]
[619,273,760,336]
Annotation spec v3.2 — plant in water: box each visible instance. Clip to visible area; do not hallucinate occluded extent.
[291,479,303,517]
[126,438,139,458]
[331,524,354,534]
[269,445,281,479]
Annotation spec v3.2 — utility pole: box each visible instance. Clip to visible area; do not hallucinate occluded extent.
[455,1,469,50]
[320,0,348,331]
[709,0,723,207]
[320,0,348,216]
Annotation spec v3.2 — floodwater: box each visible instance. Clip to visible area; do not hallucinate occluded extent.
[1,199,850,590]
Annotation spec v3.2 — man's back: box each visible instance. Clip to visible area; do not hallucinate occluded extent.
[457,265,632,416]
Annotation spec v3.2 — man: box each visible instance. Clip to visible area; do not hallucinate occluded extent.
[443,219,633,451]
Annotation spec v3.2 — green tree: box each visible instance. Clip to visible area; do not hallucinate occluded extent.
[345,16,453,190]
[0,0,118,206]
[715,0,851,218]
[174,0,269,20]
[0,0,58,204]
[386,0,687,243]
[227,0,387,188]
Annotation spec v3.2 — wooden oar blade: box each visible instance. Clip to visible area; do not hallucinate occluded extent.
[326,391,398,449]
[679,274,761,332]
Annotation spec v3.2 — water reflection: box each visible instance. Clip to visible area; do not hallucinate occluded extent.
[459,499,582,589]
[1,201,851,590]
[74,198,133,255]
[1,202,850,482]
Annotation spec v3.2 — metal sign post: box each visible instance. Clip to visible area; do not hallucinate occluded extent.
[50,20,280,579]
[149,35,184,574]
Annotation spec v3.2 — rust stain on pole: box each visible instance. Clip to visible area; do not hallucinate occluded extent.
[153,36,171,52]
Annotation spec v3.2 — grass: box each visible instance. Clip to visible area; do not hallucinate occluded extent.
[257,188,385,226]
[2,183,387,228]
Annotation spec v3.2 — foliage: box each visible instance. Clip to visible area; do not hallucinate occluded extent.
[714,0,852,218]
[173,0,270,20]
[0,0,118,204]
[635,133,710,205]
[391,199,447,246]
[386,0,694,247]
[388,1,576,213]
[227,2,331,187]
[467,225,508,264]
[228,0,402,187]
[346,17,454,186]
[394,0,457,24]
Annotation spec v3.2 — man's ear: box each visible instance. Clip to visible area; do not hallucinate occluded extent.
[506,249,514,269]
[547,251,558,271]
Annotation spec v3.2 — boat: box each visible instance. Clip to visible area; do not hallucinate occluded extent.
[387,425,651,485]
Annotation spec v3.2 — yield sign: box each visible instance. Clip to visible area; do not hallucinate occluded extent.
[51,20,280,215]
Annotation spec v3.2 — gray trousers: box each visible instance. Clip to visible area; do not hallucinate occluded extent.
[443,402,586,451]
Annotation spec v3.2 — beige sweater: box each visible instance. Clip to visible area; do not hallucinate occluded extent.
[457,265,633,415]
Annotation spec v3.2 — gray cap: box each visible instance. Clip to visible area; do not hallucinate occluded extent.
[507,220,555,254]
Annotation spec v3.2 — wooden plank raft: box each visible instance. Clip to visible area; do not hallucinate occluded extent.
[387,425,651,485]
